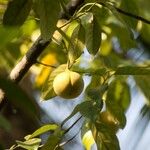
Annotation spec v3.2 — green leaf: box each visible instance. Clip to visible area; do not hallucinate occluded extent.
[42,64,67,100]
[16,138,41,150]
[107,78,131,110]
[68,24,85,66]
[109,23,136,51]
[29,124,58,139]
[0,26,19,49]
[115,66,150,75]
[100,54,123,69]
[120,0,138,29]
[41,128,64,150]
[106,79,129,128]
[106,100,126,129]
[34,0,60,41]
[81,13,101,55]
[134,76,150,103]
[95,122,120,150]
[0,77,38,118]
[79,101,101,121]
[63,21,79,48]
[3,0,32,26]
[41,135,60,150]
[141,24,150,44]
[105,3,133,38]
[71,66,106,76]
[91,4,109,26]
[62,101,101,126]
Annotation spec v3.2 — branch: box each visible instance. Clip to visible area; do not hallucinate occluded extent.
[0,0,85,111]
[99,1,150,25]
[36,61,57,68]
[10,37,50,83]
[115,7,150,25]
[60,0,85,19]
[58,127,81,147]
[0,37,50,110]
[63,116,82,135]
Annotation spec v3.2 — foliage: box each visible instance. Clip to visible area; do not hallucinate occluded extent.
[0,0,150,150]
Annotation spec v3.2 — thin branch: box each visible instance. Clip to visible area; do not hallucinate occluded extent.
[36,61,57,68]
[64,116,82,135]
[115,7,150,25]
[60,0,85,19]
[58,127,81,147]
[99,1,150,25]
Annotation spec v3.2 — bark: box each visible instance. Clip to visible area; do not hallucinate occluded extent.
[0,0,85,110]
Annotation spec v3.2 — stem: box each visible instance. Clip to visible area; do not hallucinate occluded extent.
[64,116,82,135]
[115,6,150,25]
[99,1,150,25]
[58,127,81,147]
[36,61,57,68]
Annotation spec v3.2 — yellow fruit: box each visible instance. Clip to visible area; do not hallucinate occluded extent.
[53,70,84,99]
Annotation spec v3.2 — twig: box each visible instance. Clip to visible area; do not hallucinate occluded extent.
[58,127,81,147]
[36,61,57,68]
[64,116,82,135]
[98,1,150,25]
[60,0,85,19]
[115,7,150,25]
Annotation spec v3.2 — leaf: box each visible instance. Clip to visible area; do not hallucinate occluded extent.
[68,24,85,66]
[141,24,150,44]
[42,64,67,100]
[16,138,41,150]
[34,0,60,41]
[134,76,150,103]
[105,2,133,38]
[85,76,108,98]
[115,66,150,75]
[106,79,129,128]
[41,128,64,150]
[63,21,79,48]
[71,66,106,76]
[0,77,38,118]
[109,24,136,51]
[29,124,58,139]
[120,0,138,29]
[106,100,126,129]
[95,122,120,150]
[3,0,32,26]
[82,130,95,150]
[107,78,131,111]
[62,100,101,126]
[91,4,109,26]
[81,13,101,55]
[0,26,19,49]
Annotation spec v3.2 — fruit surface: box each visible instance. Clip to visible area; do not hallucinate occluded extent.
[53,70,84,99]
